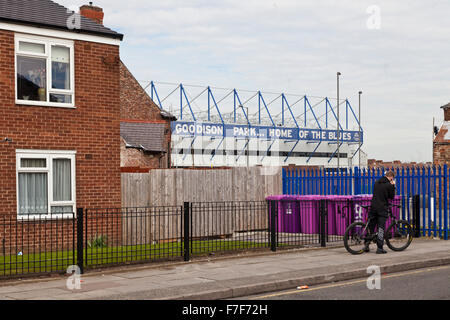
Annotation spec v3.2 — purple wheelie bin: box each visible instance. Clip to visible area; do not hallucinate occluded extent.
[266,195,323,234]
[325,195,353,236]
[296,195,320,234]
[266,195,302,233]
[266,194,403,236]
[351,194,402,227]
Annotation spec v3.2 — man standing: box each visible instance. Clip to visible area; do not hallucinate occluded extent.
[365,171,396,254]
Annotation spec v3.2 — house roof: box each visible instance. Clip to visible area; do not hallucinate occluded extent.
[160,109,177,121]
[0,0,123,40]
[121,122,167,153]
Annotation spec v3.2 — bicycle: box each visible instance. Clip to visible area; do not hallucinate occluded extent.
[343,204,413,255]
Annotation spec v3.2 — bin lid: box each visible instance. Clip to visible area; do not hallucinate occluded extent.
[265,195,302,201]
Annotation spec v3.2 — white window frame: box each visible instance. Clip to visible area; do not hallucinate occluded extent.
[16,150,77,220]
[15,33,75,108]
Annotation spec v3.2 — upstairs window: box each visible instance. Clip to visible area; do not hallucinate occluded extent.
[15,34,74,107]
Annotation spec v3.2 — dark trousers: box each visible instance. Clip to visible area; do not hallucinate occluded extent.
[368,210,388,249]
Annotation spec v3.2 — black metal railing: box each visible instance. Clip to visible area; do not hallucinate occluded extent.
[187,201,270,260]
[83,206,184,269]
[0,213,76,279]
[0,197,410,279]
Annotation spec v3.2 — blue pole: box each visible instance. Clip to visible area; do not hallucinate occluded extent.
[233,89,236,123]
[331,168,334,195]
[304,96,307,127]
[349,167,353,195]
[427,166,431,237]
[406,167,410,220]
[180,83,183,120]
[401,167,405,221]
[289,168,293,195]
[294,168,298,195]
[208,87,211,122]
[433,166,438,237]
[421,166,426,236]
[412,167,416,225]
[258,91,261,125]
[346,99,348,130]
[343,169,347,195]
[360,167,364,194]
[439,166,442,238]
[415,166,420,227]
[444,164,448,240]
[316,168,320,195]
[304,169,308,195]
[319,169,325,195]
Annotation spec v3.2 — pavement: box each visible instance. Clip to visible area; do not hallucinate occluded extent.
[0,238,448,300]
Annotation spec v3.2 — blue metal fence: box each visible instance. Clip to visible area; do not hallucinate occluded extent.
[283,165,449,240]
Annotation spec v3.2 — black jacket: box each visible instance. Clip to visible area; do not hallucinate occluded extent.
[370,176,396,216]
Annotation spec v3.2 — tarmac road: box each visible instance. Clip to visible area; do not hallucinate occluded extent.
[241,265,450,300]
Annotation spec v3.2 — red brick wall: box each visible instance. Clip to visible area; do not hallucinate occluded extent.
[120,137,162,170]
[120,61,164,121]
[120,62,172,169]
[0,29,122,216]
[433,143,450,165]
[433,117,450,165]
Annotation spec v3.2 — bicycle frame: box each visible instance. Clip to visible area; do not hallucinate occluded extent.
[358,205,399,239]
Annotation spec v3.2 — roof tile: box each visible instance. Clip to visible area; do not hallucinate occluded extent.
[0,0,123,40]
[121,122,167,153]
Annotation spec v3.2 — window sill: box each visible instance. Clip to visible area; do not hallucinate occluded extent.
[16,100,75,109]
[17,213,75,221]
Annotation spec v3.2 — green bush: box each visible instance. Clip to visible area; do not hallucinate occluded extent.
[87,235,108,249]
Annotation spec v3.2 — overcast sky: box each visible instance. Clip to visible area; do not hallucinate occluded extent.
[57,0,449,163]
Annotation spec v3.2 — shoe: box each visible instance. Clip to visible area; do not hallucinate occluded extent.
[376,248,387,254]
[363,244,370,252]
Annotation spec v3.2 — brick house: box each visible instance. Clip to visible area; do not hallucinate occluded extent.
[0,0,124,217]
[433,103,450,165]
[120,62,176,172]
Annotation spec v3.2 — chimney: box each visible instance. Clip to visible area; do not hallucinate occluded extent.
[80,2,104,25]
[441,103,450,122]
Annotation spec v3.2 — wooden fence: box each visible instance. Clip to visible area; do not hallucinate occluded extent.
[121,167,283,243]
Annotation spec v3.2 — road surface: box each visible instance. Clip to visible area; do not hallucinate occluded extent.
[237,265,450,300]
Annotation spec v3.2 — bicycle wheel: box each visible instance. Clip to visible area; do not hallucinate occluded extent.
[344,222,370,255]
[385,220,413,251]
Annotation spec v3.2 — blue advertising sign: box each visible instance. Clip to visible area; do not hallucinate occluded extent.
[171,121,363,142]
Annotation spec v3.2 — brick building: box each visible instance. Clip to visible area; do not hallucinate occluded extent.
[433,103,450,165]
[0,0,124,217]
[368,159,432,169]
[120,62,176,172]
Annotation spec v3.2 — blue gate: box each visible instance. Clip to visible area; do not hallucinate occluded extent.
[282,165,449,240]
